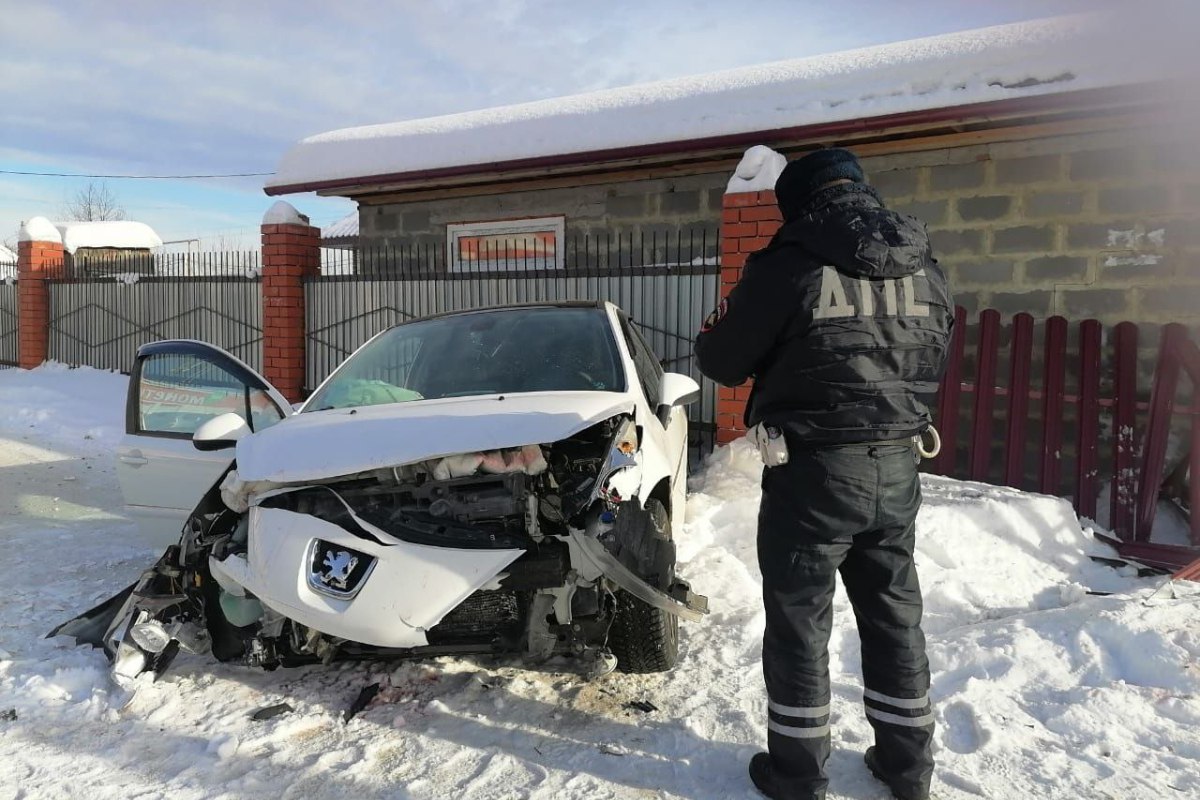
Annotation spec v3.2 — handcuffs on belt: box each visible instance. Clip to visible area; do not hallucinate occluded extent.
[749,423,942,466]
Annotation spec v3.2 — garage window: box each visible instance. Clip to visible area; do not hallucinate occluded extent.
[446,217,565,272]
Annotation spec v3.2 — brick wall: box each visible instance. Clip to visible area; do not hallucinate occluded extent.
[715,190,782,443]
[16,238,63,369]
[859,128,1200,329]
[261,222,320,402]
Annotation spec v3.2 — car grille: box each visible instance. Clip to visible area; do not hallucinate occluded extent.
[426,590,521,644]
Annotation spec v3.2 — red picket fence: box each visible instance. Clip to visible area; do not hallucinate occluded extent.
[929,307,1200,571]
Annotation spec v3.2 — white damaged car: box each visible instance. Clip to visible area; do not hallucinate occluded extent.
[53,302,708,685]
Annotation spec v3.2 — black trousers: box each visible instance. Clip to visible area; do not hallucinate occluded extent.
[757,443,934,800]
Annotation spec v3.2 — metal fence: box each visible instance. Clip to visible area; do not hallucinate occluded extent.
[306,230,721,458]
[46,252,264,374]
[0,279,17,368]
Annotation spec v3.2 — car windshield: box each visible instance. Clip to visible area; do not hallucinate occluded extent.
[305,306,626,411]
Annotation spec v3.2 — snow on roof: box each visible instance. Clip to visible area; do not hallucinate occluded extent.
[0,244,16,264]
[54,221,163,255]
[322,211,359,240]
[267,14,1162,193]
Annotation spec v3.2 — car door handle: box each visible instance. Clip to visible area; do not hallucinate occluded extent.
[119,450,148,467]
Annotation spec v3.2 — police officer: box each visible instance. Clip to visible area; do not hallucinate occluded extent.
[695,148,953,800]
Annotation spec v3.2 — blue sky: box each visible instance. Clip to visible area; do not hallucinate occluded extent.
[1,0,1106,250]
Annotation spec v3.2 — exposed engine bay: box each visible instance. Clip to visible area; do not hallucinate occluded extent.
[52,414,709,687]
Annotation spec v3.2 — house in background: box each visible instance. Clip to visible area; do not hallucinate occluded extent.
[56,220,164,276]
[265,13,1194,336]
[320,211,358,274]
[321,211,359,249]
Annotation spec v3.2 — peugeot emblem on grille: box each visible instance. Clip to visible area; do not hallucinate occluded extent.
[320,550,358,590]
[307,540,375,599]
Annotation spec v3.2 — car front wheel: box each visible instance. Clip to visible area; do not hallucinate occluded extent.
[607,498,680,673]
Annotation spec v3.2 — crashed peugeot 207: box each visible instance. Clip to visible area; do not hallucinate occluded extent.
[53,302,709,687]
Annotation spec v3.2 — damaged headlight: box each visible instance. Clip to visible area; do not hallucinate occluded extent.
[129,620,173,654]
[544,415,642,524]
[594,417,641,505]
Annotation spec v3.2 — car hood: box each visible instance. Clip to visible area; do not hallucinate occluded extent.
[236,391,634,483]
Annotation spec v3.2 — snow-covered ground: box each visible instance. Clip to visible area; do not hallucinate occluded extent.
[1,365,1198,799]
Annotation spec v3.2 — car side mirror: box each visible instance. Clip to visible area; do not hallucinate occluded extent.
[656,372,701,425]
[193,412,251,451]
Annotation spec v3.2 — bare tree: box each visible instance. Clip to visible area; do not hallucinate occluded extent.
[62,181,126,222]
[208,233,243,252]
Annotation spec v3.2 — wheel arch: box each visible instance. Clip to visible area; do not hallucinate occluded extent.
[647,478,672,523]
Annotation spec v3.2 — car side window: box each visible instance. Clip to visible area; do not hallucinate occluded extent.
[620,316,664,407]
[248,387,286,432]
[138,353,283,436]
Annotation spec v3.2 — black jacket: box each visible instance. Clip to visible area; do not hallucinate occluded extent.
[695,184,953,445]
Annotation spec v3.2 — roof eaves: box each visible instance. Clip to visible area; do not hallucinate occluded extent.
[264,83,1163,198]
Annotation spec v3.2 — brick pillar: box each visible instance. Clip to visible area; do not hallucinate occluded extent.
[716,189,783,444]
[16,217,64,369]
[261,201,319,403]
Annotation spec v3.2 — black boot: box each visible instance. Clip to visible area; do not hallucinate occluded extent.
[749,752,825,800]
[864,747,931,800]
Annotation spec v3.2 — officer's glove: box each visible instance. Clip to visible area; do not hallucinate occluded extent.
[749,422,789,467]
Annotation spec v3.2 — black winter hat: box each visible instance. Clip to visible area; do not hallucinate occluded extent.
[774,148,865,218]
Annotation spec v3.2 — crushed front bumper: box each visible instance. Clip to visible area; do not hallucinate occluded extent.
[209,505,524,648]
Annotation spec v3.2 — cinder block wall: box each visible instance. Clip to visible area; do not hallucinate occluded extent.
[355,126,1198,334]
[358,173,726,250]
[859,128,1200,329]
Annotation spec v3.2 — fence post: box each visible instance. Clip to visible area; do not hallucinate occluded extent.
[16,217,64,369]
[969,309,1001,482]
[932,305,968,476]
[1075,319,1103,520]
[1111,322,1139,539]
[1039,316,1069,495]
[1003,312,1035,488]
[261,201,319,403]
[1135,324,1188,540]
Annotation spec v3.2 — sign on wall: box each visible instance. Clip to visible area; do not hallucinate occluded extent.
[447,216,564,272]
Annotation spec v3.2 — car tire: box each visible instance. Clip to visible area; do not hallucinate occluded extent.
[608,498,680,674]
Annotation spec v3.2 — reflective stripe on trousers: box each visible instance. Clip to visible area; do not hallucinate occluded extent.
[767,699,831,739]
[863,689,934,728]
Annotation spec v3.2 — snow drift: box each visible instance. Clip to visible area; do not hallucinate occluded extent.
[1,365,1198,798]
